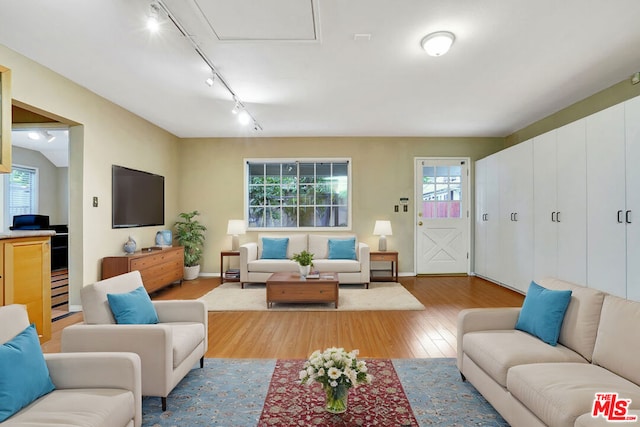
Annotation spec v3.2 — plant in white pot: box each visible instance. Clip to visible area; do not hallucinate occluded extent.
[174,210,207,280]
[292,250,314,277]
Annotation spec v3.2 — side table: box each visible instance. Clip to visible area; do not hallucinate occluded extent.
[220,250,240,283]
[370,251,398,282]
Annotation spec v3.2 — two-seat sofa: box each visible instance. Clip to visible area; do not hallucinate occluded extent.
[239,233,370,286]
[457,277,640,427]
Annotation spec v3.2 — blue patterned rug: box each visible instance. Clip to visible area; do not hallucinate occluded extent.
[142,358,507,426]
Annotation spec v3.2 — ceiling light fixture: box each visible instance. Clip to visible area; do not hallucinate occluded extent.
[149,1,262,131]
[147,3,161,32]
[231,100,240,115]
[421,31,455,56]
[205,73,215,87]
[237,110,251,126]
[27,130,55,142]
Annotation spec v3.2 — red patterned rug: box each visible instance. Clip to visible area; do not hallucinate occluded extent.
[259,359,418,426]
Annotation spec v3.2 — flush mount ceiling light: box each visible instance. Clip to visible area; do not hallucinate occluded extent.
[421,31,455,56]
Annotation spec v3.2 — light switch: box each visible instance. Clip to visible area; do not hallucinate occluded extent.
[93,196,98,207]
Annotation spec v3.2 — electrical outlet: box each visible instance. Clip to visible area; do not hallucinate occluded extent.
[93,196,98,207]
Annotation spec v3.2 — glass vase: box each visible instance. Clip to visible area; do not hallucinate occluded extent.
[324,384,349,414]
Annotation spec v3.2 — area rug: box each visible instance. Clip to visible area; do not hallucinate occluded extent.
[259,359,418,426]
[198,282,426,311]
[141,358,507,426]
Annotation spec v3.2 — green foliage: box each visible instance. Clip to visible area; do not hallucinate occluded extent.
[174,210,207,267]
[292,250,314,266]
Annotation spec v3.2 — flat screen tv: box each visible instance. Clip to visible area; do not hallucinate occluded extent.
[112,165,165,228]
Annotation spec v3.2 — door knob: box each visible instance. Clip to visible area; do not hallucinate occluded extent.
[418,221,423,226]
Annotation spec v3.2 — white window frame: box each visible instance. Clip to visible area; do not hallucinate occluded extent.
[4,164,39,230]
[245,158,352,231]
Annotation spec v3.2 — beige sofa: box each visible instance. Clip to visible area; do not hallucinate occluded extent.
[457,277,640,427]
[61,271,207,411]
[239,233,370,286]
[0,304,142,427]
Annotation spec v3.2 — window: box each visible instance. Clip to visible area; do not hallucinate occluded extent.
[421,165,462,218]
[246,159,351,229]
[5,165,38,228]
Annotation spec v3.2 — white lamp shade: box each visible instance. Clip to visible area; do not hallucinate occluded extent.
[373,220,392,236]
[421,31,455,56]
[226,219,246,235]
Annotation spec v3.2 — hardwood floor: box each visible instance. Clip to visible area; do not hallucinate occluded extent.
[44,275,524,359]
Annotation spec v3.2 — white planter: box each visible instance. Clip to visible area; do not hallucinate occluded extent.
[298,264,311,277]
[183,265,200,281]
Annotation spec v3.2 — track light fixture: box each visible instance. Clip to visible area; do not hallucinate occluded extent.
[27,130,55,142]
[147,3,161,32]
[205,73,215,87]
[148,1,262,131]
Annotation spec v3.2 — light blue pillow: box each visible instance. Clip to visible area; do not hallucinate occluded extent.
[261,237,289,259]
[328,238,357,260]
[107,286,159,324]
[0,324,55,422]
[515,281,572,346]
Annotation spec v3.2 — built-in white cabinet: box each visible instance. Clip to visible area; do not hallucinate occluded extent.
[475,94,640,301]
[532,120,587,285]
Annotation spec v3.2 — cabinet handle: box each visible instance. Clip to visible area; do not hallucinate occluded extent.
[510,213,514,221]
[626,210,632,224]
[551,212,556,222]
[513,212,518,222]
[618,210,624,223]
[556,212,560,223]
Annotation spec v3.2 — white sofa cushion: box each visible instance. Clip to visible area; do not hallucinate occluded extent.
[247,259,297,273]
[309,234,358,260]
[507,363,640,427]
[258,234,307,259]
[313,259,361,273]
[3,388,135,427]
[463,330,587,387]
[537,278,605,361]
[592,295,640,386]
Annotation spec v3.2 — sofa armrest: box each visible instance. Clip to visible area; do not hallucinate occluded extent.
[153,300,207,324]
[456,307,521,371]
[45,352,142,427]
[61,324,173,380]
[358,242,370,281]
[240,242,258,283]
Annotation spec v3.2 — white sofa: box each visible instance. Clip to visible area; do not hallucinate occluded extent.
[239,233,370,287]
[457,277,640,427]
[0,304,142,427]
[61,271,207,411]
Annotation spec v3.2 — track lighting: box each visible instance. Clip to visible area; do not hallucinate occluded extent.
[27,130,55,142]
[146,0,262,130]
[147,3,161,32]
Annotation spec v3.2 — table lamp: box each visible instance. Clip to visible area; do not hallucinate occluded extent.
[227,219,246,251]
[373,220,392,251]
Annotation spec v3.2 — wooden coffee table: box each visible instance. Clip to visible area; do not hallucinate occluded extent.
[266,272,339,308]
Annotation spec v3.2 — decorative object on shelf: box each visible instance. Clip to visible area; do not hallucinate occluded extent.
[155,230,172,247]
[174,210,206,280]
[299,347,373,414]
[292,250,314,277]
[373,220,393,251]
[226,219,246,251]
[123,236,137,254]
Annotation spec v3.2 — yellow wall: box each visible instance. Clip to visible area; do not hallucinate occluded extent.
[0,45,180,307]
[178,136,503,273]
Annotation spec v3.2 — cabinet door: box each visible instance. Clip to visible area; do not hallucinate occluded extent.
[626,96,640,301]
[498,140,534,292]
[484,154,502,281]
[586,103,626,297]
[474,158,488,277]
[556,119,587,285]
[533,130,558,281]
[3,238,51,341]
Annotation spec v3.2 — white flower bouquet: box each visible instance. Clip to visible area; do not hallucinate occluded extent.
[299,347,373,389]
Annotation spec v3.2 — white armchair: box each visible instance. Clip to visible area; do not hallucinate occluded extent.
[61,270,207,411]
[0,304,142,427]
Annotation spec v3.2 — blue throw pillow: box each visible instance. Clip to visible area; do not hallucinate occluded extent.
[515,281,572,346]
[328,238,357,260]
[107,286,159,324]
[261,237,289,259]
[0,324,55,422]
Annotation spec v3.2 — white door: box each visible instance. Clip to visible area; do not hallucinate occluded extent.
[415,158,469,274]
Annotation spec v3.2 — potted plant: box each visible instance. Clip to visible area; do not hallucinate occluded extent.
[292,250,314,277]
[174,210,207,280]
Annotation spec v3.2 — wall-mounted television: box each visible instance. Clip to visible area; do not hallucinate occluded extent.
[112,165,165,228]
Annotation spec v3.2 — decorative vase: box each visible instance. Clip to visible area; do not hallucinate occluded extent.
[155,230,172,246]
[123,236,136,254]
[324,384,349,414]
[299,264,311,277]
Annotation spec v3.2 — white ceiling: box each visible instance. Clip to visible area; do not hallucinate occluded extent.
[1,0,640,139]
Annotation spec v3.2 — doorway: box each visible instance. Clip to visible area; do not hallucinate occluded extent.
[414,158,470,275]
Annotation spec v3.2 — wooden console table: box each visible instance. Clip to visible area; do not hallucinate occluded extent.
[102,246,184,294]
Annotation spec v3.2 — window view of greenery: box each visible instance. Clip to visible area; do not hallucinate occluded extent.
[248,160,349,229]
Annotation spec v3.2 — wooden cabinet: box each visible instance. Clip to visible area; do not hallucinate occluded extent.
[1,236,52,342]
[102,246,184,294]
